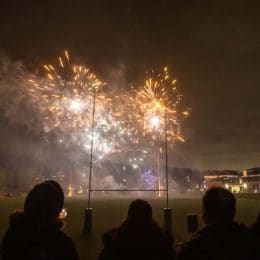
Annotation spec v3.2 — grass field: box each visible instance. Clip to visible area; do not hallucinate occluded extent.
[0,196,259,260]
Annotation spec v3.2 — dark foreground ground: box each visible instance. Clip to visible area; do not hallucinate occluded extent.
[0,196,259,260]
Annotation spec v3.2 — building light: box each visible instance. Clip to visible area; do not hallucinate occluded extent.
[243,183,248,189]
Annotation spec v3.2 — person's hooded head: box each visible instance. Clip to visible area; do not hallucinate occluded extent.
[203,187,236,226]
[127,199,153,221]
[24,180,64,224]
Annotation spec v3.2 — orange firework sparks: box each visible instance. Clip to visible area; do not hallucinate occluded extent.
[26,51,128,161]
[27,51,107,134]
[129,67,190,145]
[24,53,190,164]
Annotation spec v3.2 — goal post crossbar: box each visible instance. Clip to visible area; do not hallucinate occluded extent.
[90,189,167,192]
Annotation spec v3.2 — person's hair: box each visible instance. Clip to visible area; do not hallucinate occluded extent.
[203,187,236,225]
[24,181,64,222]
[127,199,153,220]
[44,180,64,211]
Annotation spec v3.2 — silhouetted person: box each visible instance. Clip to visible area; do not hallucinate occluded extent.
[1,180,79,260]
[99,199,175,260]
[250,213,260,259]
[178,187,253,260]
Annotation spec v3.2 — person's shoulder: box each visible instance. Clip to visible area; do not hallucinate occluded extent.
[52,228,74,243]
[185,226,209,245]
[230,222,251,240]
[177,227,214,260]
[179,228,209,251]
[52,229,79,259]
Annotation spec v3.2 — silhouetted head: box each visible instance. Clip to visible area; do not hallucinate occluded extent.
[44,179,64,211]
[24,181,64,222]
[203,187,236,226]
[127,199,153,220]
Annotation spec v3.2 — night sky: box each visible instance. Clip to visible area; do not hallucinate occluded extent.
[0,0,260,170]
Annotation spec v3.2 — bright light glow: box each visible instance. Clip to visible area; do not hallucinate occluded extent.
[68,100,85,113]
[132,163,138,169]
[150,115,161,128]
[59,208,68,219]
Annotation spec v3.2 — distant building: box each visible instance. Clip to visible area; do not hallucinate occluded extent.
[239,168,260,193]
[203,168,260,193]
[204,175,240,193]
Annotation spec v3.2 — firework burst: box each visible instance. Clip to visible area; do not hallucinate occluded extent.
[129,67,190,145]
[23,53,190,167]
[27,51,106,135]
[26,51,125,161]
